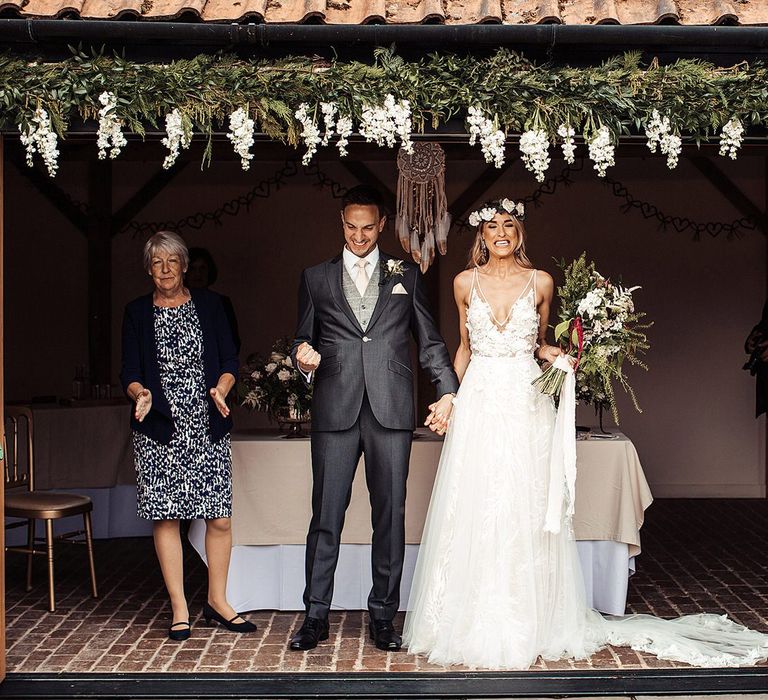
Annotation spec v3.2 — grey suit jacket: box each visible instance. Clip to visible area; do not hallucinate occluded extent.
[291,252,459,432]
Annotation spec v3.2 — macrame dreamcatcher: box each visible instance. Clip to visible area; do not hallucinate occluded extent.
[396,143,450,272]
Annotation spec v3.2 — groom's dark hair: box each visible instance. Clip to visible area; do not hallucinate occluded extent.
[342,185,387,220]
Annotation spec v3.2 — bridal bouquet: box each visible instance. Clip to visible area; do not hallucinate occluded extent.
[238,338,312,421]
[532,254,651,424]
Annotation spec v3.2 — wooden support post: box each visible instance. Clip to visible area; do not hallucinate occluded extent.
[0,135,6,682]
[87,160,113,386]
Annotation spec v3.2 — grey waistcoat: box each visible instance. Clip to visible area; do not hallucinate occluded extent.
[342,260,381,330]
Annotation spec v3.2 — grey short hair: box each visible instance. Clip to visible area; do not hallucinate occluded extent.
[143,231,189,273]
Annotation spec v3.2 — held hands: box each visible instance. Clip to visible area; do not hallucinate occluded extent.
[210,386,230,418]
[296,342,322,373]
[537,345,575,367]
[134,389,152,422]
[424,393,455,436]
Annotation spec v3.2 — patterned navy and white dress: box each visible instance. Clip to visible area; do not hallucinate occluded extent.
[133,299,232,520]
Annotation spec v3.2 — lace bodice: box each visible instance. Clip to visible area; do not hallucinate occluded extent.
[466,268,539,359]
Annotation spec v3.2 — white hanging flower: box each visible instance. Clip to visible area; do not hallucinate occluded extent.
[587,126,615,177]
[519,129,550,182]
[467,106,506,168]
[320,102,337,146]
[227,107,255,171]
[644,109,681,169]
[18,106,60,177]
[719,117,744,160]
[359,94,413,154]
[96,91,127,161]
[557,124,576,164]
[161,108,192,170]
[295,103,321,166]
[335,115,353,157]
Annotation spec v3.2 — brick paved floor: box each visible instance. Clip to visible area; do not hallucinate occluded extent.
[5,500,768,673]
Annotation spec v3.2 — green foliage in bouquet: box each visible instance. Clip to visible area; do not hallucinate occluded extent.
[554,254,652,424]
[238,338,312,420]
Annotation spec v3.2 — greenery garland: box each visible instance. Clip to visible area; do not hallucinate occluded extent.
[2,48,767,172]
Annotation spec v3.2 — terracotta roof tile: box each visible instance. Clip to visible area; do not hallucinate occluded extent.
[10,0,768,25]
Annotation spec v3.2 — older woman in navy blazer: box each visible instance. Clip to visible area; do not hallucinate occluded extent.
[121,231,255,641]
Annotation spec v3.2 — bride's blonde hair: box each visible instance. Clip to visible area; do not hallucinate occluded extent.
[467,215,533,269]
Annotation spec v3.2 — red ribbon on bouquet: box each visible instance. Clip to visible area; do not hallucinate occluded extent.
[567,317,585,370]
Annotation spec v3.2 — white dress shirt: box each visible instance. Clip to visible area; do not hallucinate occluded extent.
[343,245,380,284]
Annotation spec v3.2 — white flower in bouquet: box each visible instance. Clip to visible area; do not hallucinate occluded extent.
[96,91,127,160]
[587,126,615,177]
[282,357,293,367]
[295,103,322,165]
[519,129,550,182]
[227,107,255,171]
[335,115,353,157]
[359,94,413,153]
[320,102,337,146]
[719,117,744,160]
[270,352,285,362]
[161,108,192,170]
[250,370,262,380]
[557,124,576,164]
[19,106,60,177]
[467,106,506,168]
[265,362,277,373]
[576,289,604,318]
[277,368,291,381]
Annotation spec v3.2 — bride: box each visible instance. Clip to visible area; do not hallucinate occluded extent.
[403,198,768,670]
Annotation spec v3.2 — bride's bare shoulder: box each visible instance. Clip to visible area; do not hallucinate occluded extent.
[453,268,474,292]
[536,269,555,289]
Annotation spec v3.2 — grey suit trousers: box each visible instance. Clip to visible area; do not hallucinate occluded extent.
[304,393,412,621]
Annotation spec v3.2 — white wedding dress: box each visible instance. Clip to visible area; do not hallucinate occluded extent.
[403,268,768,670]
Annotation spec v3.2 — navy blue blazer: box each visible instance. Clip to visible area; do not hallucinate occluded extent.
[120,288,239,445]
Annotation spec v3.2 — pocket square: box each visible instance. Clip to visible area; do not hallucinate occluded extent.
[392,283,408,295]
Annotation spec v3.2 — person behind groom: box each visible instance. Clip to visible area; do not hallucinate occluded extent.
[289,185,460,652]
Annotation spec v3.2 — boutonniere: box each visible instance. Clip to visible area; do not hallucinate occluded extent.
[382,258,406,281]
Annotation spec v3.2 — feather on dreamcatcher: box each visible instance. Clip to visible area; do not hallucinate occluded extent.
[396,143,450,272]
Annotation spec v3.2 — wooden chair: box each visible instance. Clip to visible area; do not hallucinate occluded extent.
[4,406,98,612]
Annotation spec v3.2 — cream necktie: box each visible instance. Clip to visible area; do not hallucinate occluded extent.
[354,259,370,295]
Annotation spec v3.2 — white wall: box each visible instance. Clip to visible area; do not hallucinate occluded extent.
[5,148,766,497]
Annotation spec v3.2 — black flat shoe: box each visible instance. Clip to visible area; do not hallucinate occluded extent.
[289,616,329,651]
[168,621,191,641]
[202,602,257,633]
[369,619,402,651]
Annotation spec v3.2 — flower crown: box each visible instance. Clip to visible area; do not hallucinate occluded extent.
[468,198,526,228]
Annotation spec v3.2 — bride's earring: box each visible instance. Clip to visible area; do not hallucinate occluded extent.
[480,238,488,259]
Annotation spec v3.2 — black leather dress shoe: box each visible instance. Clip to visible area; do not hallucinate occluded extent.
[289,616,329,651]
[369,619,402,651]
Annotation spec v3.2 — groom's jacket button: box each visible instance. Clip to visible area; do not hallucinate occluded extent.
[362,336,371,342]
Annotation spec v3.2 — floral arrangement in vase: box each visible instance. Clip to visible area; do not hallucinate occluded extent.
[238,338,312,430]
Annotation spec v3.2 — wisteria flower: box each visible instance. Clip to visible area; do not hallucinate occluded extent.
[161,108,192,170]
[587,126,615,177]
[644,109,682,169]
[719,117,744,160]
[558,124,576,164]
[467,106,506,168]
[335,115,353,157]
[519,129,550,182]
[359,94,413,154]
[227,107,255,171]
[320,102,337,146]
[295,103,321,166]
[96,91,127,160]
[19,106,60,177]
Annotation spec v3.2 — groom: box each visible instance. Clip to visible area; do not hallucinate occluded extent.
[289,185,459,652]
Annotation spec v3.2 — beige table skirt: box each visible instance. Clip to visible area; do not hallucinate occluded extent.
[232,429,653,556]
[31,402,136,490]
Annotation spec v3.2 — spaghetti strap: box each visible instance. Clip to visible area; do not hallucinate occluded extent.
[533,269,537,300]
[470,267,479,297]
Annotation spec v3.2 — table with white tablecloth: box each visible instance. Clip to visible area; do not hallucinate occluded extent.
[189,429,653,615]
